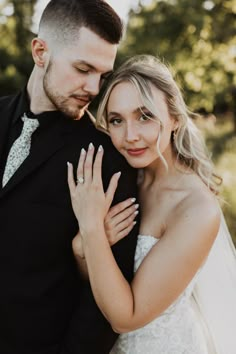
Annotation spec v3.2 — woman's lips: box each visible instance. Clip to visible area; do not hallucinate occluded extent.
[126,148,147,156]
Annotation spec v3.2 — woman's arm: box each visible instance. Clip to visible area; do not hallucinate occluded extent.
[81,203,220,333]
[68,145,220,333]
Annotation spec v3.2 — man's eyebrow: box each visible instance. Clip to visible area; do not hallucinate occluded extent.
[73,60,114,76]
[73,60,95,70]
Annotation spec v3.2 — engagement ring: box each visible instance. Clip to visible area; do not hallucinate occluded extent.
[77,176,84,184]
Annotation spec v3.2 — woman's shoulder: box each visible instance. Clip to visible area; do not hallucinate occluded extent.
[169,175,221,240]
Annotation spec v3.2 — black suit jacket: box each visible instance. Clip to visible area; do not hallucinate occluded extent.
[0,91,138,354]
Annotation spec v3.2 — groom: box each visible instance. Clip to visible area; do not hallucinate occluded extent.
[0,1,138,353]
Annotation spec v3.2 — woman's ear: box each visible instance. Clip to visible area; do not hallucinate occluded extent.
[31,38,48,67]
[172,118,179,132]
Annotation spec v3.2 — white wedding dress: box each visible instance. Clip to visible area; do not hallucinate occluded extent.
[110,235,208,354]
[110,212,236,354]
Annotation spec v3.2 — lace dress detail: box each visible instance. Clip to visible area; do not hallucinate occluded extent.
[110,235,208,354]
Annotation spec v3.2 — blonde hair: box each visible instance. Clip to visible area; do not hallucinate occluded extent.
[96,55,222,194]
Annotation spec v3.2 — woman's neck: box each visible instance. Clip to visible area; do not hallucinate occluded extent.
[142,155,192,190]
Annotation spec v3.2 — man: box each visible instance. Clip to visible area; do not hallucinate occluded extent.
[0,1,138,353]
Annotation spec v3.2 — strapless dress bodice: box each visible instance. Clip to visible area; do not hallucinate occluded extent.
[110,235,208,354]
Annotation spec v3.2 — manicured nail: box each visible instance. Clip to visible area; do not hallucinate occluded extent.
[81,148,86,155]
[67,161,71,167]
[98,145,103,152]
[134,210,139,215]
[89,142,94,150]
[131,198,136,203]
[116,171,121,178]
[133,221,137,225]
[134,204,139,209]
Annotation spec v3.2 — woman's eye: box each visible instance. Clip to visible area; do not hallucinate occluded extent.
[139,113,153,121]
[109,118,122,126]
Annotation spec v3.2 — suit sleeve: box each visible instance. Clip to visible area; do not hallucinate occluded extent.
[60,146,139,354]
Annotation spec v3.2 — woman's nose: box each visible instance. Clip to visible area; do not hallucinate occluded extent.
[125,123,140,142]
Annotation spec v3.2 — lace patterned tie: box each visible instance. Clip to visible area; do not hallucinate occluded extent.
[2,113,39,187]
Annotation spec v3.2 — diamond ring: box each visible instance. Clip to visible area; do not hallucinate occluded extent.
[77,176,84,184]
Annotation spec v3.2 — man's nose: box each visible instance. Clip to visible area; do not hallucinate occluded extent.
[83,74,100,96]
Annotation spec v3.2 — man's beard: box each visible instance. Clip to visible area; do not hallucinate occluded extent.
[43,61,88,120]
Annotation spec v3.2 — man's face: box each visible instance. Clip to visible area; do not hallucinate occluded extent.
[43,27,117,119]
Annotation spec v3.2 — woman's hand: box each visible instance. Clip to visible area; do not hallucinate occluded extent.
[73,198,139,258]
[105,198,139,245]
[67,143,121,238]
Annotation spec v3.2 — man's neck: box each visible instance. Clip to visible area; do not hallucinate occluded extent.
[27,68,56,114]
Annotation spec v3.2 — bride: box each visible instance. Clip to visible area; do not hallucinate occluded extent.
[67,55,236,353]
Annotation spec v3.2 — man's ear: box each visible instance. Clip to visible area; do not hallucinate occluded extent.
[31,38,48,67]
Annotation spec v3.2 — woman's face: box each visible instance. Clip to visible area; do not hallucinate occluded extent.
[107,81,176,169]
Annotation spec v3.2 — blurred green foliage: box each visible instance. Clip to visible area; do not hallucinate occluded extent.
[117,0,236,130]
[196,113,236,244]
[0,0,36,95]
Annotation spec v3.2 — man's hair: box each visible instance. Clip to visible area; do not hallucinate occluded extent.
[38,0,123,45]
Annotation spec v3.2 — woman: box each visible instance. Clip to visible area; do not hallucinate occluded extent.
[67,55,236,353]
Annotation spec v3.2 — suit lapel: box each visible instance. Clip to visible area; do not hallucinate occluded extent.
[0,95,20,162]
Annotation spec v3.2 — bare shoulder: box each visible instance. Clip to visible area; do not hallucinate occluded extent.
[177,185,220,221]
[169,180,221,245]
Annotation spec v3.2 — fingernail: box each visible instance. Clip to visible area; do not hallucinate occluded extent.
[89,142,94,150]
[131,198,136,203]
[134,210,139,215]
[133,221,137,225]
[134,204,139,209]
[81,148,86,155]
[98,145,103,152]
[116,171,121,178]
[67,161,71,166]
